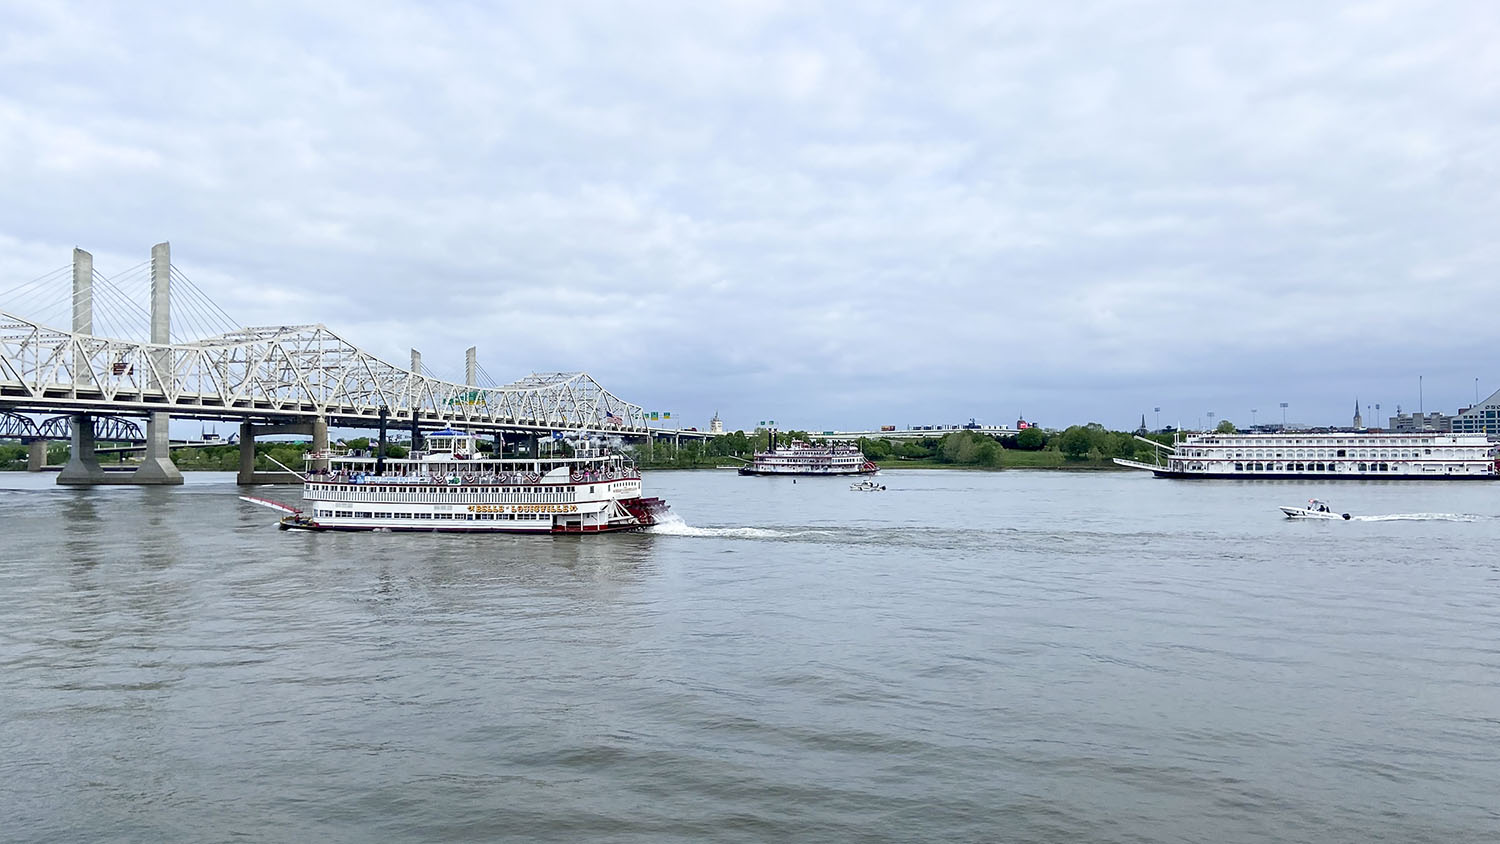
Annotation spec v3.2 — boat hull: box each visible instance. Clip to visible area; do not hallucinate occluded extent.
[275,496,669,534]
[737,467,878,476]
[1280,506,1352,520]
[1148,470,1498,481]
[279,519,648,534]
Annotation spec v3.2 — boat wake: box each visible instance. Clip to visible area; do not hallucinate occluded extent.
[1348,512,1482,522]
[647,514,826,539]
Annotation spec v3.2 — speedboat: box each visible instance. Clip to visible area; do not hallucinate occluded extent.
[850,480,886,491]
[1280,499,1350,520]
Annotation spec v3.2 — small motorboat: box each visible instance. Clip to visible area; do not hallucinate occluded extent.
[850,480,886,491]
[1280,499,1351,520]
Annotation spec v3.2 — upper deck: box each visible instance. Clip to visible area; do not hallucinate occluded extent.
[309,429,639,486]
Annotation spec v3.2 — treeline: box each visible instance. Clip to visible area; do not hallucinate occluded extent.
[1054,423,1166,461]
[863,423,1165,468]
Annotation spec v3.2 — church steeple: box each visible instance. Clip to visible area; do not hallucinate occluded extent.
[1353,397,1363,430]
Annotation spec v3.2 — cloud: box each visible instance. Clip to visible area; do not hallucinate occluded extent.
[1,0,1498,431]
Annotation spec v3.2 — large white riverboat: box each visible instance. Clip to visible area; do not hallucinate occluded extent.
[737,437,878,477]
[261,429,668,533]
[1115,431,1500,480]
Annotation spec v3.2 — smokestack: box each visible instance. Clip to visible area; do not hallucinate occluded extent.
[376,405,388,475]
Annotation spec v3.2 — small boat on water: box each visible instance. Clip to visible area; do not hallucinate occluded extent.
[850,480,886,491]
[1280,499,1351,520]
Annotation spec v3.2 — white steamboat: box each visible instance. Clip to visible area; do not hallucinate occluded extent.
[1116,431,1500,480]
[266,429,668,533]
[737,435,878,477]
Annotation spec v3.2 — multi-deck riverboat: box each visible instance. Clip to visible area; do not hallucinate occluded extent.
[257,429,668,532]
[1115,431,1500,479]
[737,436,878,477]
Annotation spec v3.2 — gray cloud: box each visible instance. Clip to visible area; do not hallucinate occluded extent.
[2,0,1497,432]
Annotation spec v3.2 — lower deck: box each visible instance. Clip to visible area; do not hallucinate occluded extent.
[1148,469,1499,480]
[281,515,643,534]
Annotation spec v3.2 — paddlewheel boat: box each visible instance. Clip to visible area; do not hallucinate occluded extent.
[250,429,668,533]
[1115,431,1500,480]
[737,432,879,477]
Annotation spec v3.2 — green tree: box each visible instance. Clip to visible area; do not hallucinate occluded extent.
[1215,419,1236,434]
[1015,427,1045,450]
[1104,432,1135,458]
[1058,426,1094,459]
[858,437,893,460]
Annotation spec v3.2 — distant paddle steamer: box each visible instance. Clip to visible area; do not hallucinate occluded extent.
[1116,431,1500,480]
[737,432,878,477]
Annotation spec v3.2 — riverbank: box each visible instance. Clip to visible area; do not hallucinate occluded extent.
[641,452,1129,472]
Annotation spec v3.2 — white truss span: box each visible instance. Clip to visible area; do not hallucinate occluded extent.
[0,311,647,433]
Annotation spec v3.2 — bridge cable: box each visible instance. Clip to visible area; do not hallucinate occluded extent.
[0,265,73,325]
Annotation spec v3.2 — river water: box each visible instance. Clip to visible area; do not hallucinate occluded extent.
[2,469,1497,843]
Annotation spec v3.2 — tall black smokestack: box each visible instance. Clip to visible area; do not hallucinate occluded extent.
[376,405,388,475]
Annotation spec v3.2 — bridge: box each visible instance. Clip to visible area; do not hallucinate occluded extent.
[1,243,705,484]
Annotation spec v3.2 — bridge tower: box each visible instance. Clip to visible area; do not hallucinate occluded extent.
[57,248,106,484]
[130,242,184,483]
[57,244,184,485]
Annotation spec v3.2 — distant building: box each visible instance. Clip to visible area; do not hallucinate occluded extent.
[1387,409,1454,433]
[1450,388,1500,436]
[709,412,723,435]
[1352,398,1362,430]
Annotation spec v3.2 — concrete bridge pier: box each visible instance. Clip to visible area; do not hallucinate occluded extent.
[310,416,330,475]
[236,419,318,485]
[26,440,46,472]
[130,411,184,484]
[56,413,106,484]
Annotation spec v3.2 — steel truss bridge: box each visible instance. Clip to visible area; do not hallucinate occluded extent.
[0,314,650,436]
[0,411,142,441]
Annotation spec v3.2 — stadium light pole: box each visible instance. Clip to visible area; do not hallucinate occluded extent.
[1280,402,1288,428]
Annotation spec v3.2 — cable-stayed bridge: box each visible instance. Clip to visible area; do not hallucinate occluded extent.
[0,243,697,485]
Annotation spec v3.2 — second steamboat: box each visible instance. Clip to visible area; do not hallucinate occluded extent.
[1115,431,1500,480]
[738,433,878,477]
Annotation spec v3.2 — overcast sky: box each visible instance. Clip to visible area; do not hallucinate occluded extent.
[3,1,1498,432]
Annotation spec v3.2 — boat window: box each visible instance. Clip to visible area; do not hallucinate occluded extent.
[1336,450,1345,458]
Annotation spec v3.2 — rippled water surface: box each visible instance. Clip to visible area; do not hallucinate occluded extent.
[3,469,1498,842]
